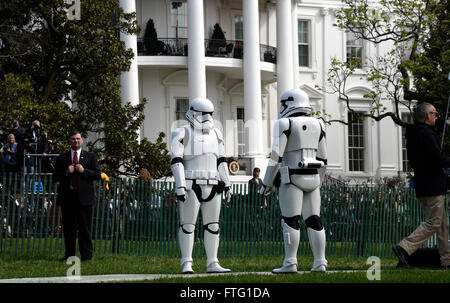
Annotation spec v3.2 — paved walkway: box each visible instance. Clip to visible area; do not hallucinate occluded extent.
[0,270,363,283]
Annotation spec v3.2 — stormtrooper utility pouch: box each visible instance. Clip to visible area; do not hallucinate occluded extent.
[280,166,291,184]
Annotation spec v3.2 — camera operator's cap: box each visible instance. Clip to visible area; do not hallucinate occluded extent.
[12,119,19,124]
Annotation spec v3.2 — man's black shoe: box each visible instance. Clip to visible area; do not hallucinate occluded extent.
[81,255,92,262]
[392,245,409,267]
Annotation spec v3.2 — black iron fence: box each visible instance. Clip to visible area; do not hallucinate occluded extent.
[2,173,447,258]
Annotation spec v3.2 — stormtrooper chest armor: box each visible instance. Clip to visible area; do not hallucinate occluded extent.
[183,127,220,180]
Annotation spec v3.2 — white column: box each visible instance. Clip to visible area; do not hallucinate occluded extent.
[276,0,294,100]
[188,0,206,100]
[291,0,299,87]
[243,0,264,157]
[119,0,140,140]
[321,7,329,114]
[119,0,140,107]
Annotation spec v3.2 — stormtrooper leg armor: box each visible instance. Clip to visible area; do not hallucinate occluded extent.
[178,185,230,274]
[273,179,327,273]
[178,191,200,274]
[272,216,300,273]
[303,188,327,272]
[201,193,230,273]
[272,183,302,274]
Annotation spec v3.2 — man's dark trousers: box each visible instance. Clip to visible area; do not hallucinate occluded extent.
[62,191,93,260]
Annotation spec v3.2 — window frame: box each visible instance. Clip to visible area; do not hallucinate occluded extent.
[297,19,310,67]
[345,30,364,68]
[233,13,244,42]
[174,97,189,127]
[169,1,188,39]
[400,112,414,173]
[347,111,366,172]
[296,14,316,73]
[236,107,245,156]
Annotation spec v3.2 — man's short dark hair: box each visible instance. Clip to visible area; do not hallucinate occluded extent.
[70,130,82,138]
[415,102,432,122]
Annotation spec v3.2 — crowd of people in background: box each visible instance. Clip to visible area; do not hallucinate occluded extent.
[0,119,56,174]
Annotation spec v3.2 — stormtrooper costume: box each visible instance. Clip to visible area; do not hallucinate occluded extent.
[260,88,328,273]
[171,97,232,274]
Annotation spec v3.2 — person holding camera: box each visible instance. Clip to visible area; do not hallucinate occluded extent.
[2,133,20,173]
[26,120,42,145]
[393,102,450,269]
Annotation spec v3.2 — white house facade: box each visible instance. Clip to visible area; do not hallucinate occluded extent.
[119,0,410,184]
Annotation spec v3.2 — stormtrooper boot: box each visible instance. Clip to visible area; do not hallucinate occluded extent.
[308,227,327,272]
[204,228,231,273]
[179,226,195,274]
[206,262,231,273]
[181,261,194,274]
[272,220,299,274]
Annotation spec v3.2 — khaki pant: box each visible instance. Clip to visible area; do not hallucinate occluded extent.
[399,195,450,266]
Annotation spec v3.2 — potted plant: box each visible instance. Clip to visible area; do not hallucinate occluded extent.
[144,18,158,55]
[207,23,227,56]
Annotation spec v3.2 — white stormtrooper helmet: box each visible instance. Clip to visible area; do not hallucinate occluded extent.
[279,88,312,118]
[186,97,214,131]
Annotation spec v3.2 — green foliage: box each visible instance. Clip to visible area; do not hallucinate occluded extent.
[0,0,170,177]
[0,73,74,151]
[90,131,171,179]
[407,1,449,111]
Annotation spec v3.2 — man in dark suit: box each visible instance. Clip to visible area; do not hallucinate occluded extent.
[53,130,101,261]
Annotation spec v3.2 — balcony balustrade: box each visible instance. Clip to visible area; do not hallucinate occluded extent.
[137,38,277,64]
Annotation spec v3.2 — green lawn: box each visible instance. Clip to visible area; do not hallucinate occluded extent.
[0,253,449,283]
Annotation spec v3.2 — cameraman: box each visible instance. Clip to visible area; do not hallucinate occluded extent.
[2,133,19,173]
[25,120,45,173]
[26,120,42,146]
[393,102,450,269]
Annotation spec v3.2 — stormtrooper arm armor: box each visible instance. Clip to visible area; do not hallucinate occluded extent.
[316,120,328,166]
[171,127,187,197]
[213,128,232,203]
[263,118,290,188]
[214,129,231,188]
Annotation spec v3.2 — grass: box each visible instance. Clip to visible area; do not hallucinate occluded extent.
[0,252,449,283]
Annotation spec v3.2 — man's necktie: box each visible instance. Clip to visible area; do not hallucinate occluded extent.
[72,152,78,189]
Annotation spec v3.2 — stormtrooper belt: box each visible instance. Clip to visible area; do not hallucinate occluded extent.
[186,179,225,202]
[289,168,318,175]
